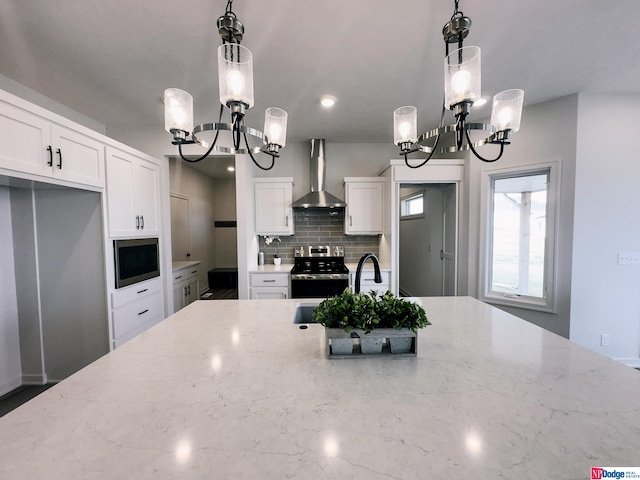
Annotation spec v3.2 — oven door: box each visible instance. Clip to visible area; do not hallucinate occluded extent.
[290,276,349,299]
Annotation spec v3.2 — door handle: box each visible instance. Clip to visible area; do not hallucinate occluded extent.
[56,149,62,169]
[46,146,53,166]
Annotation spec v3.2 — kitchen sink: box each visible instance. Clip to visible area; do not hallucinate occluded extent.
[292,302,321,324]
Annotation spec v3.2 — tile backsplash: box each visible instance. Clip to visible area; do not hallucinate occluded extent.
[259,208,379,264]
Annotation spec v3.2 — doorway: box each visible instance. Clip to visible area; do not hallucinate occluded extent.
[170,194,191,261]
[398,183,458,296]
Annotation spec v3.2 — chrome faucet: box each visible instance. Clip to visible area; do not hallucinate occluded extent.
[354,253,382,293]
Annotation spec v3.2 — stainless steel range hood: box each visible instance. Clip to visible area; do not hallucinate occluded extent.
[292,139,346,208]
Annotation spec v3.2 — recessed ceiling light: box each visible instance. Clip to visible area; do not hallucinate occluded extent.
[227,166,235,172]
[320,95,337,108]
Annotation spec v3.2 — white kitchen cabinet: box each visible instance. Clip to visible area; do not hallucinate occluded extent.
[349,270,390,293]
[249,273,289,299]
[344,178,384,235]
[254,178,294,235]
[0,100,104,188]
[105,147,160,237]
[172,262,201,313]
[111,277,164,348]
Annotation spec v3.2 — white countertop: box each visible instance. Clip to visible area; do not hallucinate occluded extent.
[345,262,390,272]
[1,297,639,478]
[171,260,201,271]
[249,264,293,273]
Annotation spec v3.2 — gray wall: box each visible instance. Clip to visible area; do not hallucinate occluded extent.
[465,94,579,338]
[0,187,21,395]
[570,93,640,363]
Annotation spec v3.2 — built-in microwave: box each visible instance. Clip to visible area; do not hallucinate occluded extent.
[114,238,160,289]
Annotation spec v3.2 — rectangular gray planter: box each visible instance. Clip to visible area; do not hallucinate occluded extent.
[325,328,417,358]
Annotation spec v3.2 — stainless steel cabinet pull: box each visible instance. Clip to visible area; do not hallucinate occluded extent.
[46,146,53,166]
[191,270,197,274]
[137,288,148,294]
[184,287,188,297]
[56,149,62,169]
[349,215,353,226]
[263,279,276,283]
[140,215,144,229]
[136,215,140,229]
[175,275,183,280]
[188,285,191,295]
[285,215,289,227]
[138,309,149,316]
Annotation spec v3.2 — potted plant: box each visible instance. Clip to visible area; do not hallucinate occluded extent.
[313,289,430,356]
[263,235,282,265]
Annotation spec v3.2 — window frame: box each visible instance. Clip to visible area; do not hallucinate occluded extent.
[400,191,425,219]
[479,162,559,313]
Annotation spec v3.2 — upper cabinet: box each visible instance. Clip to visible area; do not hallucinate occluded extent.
[0,100,104,188]
[254,178,294,235]
[344,177,384,235]
[105,147,160,237]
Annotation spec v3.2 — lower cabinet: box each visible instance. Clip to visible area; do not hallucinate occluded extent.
[249,273,289,299]
[172,262,201,313]
[111,277,164,348]
[349,270,390,293]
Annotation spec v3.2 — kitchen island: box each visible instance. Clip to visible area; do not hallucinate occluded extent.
[1,297,639,479]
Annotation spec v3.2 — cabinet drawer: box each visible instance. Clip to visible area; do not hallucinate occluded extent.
[250,274,288,287]
[112,277,162,309]
[112,291,164,340]
[357,271,390,285]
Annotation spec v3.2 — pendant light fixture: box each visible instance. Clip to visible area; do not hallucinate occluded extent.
[164,0,287,170]
[393,0,524,168]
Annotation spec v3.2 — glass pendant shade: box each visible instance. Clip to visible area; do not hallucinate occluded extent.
[164,88,193,133]
[444,46,481,108]
[264,107,288,147]
[217,44,254,108]
[393,106,418,145]
[491,89,524,133]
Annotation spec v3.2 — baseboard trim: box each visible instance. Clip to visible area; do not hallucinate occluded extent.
[614,357,640,369]
[22,373,48,385]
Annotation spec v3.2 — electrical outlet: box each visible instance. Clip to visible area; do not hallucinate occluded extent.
[618,252,640,265]
[601,334,610,347]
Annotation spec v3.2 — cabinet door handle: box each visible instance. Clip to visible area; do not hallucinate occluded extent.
[263,279,276,283]
[137,288,148,294]
[46,146,53,166]
[56,149,62,169]
[140,215,144,229]
[175,275,183,280]
[285,215,289,227]
[136,215,140,229]
[191,270,197,274]
[138,309,149,316]
[349,215,353,226]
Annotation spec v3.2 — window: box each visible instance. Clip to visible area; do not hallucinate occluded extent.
[401,193,424,217]
[480,163,558,312]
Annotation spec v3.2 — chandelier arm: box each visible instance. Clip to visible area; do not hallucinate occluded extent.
[243,132,275,171]
[465,128,504,163]
[404,133,442,168]
[177,103,225,163]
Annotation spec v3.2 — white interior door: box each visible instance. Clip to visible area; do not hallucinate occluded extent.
[170,194,191,261]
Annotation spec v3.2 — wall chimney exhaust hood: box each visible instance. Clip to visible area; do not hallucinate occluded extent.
[292,139,346,208]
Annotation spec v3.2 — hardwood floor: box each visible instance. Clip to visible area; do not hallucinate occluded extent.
[0,385,54,418]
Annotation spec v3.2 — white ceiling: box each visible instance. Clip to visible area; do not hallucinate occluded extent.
[1,0,639,149]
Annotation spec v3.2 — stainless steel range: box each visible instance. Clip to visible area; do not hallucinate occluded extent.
[290,246,349,298]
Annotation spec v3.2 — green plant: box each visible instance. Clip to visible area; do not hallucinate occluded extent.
[313,288,430,334]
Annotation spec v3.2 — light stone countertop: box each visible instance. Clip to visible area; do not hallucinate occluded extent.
[171,260,201,272]
[249,264,293,273]
[1,297,640,478]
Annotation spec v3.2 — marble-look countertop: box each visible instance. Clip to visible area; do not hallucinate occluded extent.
[1,297,639,479]
[345,262,391,272]
[171,260,201,271]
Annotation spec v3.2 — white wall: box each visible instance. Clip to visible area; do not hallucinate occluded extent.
[570,93,640,366]
[465,95,579,337]
[0,187,21,395]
